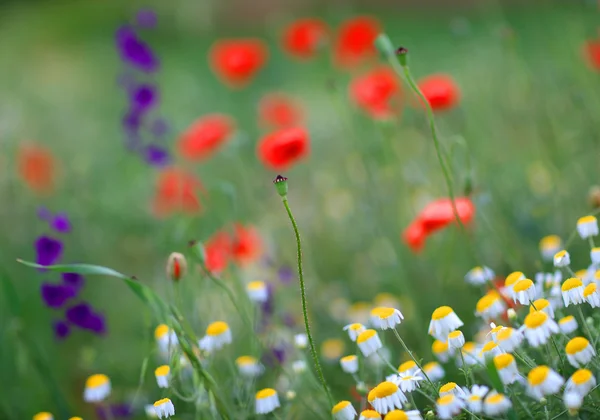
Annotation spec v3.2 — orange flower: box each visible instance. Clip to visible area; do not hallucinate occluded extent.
[208,39,268,88]
[257,127,310,170]
[417,74,460,111]
[152,167,204,218]
[178,114,235,161]
[18,143,56,194]
[258,93,303,129]
[349,67,401,119]
[333,16,380,69]
[205,230,232,274]
[282,18,329,60]
[231,223,262,265]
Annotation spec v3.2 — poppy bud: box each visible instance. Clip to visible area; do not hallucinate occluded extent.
[374,34,395,59]
[396,46,409,67]
[166,252,187,282]
[273,175,288,198]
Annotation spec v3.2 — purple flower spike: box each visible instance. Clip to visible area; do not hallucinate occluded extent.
[66,303,106,335]
[116,26,159,73]
[51,212,71,233]
[131,84,157,111]
[62,273,85,292]
[144,145,170,167]
[35,236,63,268]
[136,8,157,29]
[41,283,76,308]
[54,320,70,340]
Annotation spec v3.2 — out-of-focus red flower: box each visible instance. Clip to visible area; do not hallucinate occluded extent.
[402,197,475,252]
[205,230,232,274]
[417,74,460,111]
[333,16,380,69]
[152,167,204,218]
[282,18,329,59]
[258,93,303,129]
[349,67,401,119]
[18,143,56,194]
[257,127,310,170]
[583,40,600,70]
[231,223,262,265]
[178,114,235,161]
[208,39,268,88]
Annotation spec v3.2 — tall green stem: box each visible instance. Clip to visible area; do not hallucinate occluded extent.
[282,197,334,406]
[391,328,434,387]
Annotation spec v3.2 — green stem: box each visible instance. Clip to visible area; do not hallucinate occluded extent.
[577,306,594,345]
[282,197,334,406]
[378,349,399,374]
[392,328,434,387]
[458,351,471,387]
[513,350,536,369]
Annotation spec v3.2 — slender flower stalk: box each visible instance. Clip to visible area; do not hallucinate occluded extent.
[274,175,333,406]
[391,328,434,387]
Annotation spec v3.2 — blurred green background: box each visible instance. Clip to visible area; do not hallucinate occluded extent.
[1,0,600,418]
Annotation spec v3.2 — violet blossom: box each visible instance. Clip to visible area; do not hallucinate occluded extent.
[35,236,63,268]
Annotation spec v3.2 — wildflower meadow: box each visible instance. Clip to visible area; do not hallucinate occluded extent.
[4,0,600,419]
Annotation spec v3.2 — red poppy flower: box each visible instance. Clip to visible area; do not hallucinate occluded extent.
[349,67,401,119]
[333,16,380,69]
[208,39,268,88]
[178,114,235,161]
[152,167,204,218]
[205,230,232,274]
[583,40,600,70]
[258,93,303,129]
[257,127,310,170]
[18,143,56,194]
[417,74,460,111]
[282,18,329,59]
[402,197,475,252]
[231,223,262,265]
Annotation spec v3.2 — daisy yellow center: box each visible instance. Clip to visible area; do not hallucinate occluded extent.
[341,355,357,363]
[374,381,399,398]
[367,389,377,402]
[559,315,575,325]
[448,330,463,339]
[357,329,377,344]
[69,417,83,420]
[566,337,589,355]
[437,395,455,406]
[463,342,476,353]
[370,307,387,316]
[348,323,363,331]
[481,341,498,353]
[540,235,561,249]
[331,401,351,414]
[256,388,276,399]
[360,410,381,419]
[584,283,597,297]
[207,321,229,336]
[494,353,515,370]
[555,250,567,259]
[322,339,344,358]
[154,324,169,339]
[432,340,449,353]
[424,362,439,372]
[476,292,500,312]
[155,365,170,376]
[86,374,109,388]
[487,394,505,405]
[33,413,53,420]
[471,267,483,274]
[514,279,533,292]
[490,325,504,333]
[154,398,171,407]
[575,269,587,279]
[595,270,600,280]
[528,366,550,386]
[496,328,513,341]
[432,306,453,320]
[505,271,524,287]
[529,299,549,312]
[401,376,414,381]
[377,307,397,319]
[469,395,482,402]
[236,356,257,366]
[571,369,593,385]
[385,410,409,420]
[398,360,417,372]
[578,215,597,225]
[247,281,265,291]
[524,311,548,329]
[562,278,583,292]
[439,382,457,393]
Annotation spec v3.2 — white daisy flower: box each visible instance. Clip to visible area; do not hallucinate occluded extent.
[577,215,598,239]
[512,279,537,305]
[564,391,583,415]
[539,235,562,261]
[235,356,264,377]
[395,369,424,393]
[465,266,495,286]
[356,329,383,357]
[246,281,268,303]
[436,394,465,419]
[370,307,404,330]
[294,333,308,349]
[397,360,418,375]
[554,250,571,268]
[483,392,512,416]
[503,271,525,296]
[559,315,578,334]
[423,361,445,381]
[486,323,504,341]
[496,327,524,353]
[198,321,232,353]
[480,341,504,360]
[584,283,600,307]
[462,385,489,413]
[562,278,585,306]
[331,401,357,420]
[358,410,381,420]
[494,354,520,385]
[255,388,280,414]
[292,360,307,374]
[461,342,482,366]
[154,365,170,388]
[591,248,600,265]
[155,324,178,355]
[432,340,453,363]
[448,330,465,349]
[530,298,555,318]
[565,369,597,397]
[566,337,596,368]
[439,382,466,397]
[429,306,463,341]
[384,410,423,420]
[153,398,175,419]
[340,355,359,374]
[368,381,407,414]
[527,366,564,400]
[343,323,366,342]
[83,374,111,402]
[521,311,559,347]
[475,292,506,322]
[33,413,53,420]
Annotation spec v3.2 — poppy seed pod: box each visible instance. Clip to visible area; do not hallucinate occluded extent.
[167,252,187,282]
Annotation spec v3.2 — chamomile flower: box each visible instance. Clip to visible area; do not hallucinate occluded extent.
[429,306,463,341]
[504,271,525,295]
[153,398,175,419]
[487,323,504,341]
[566,337,596,367]
[356,329,383,357]
[584,283,600,307]
[155,324,178,354]
[559,315,578,334]
[439,382,466,397]
[359,410,382,420]
[564,391,583,415]
[332,401,357,420]
[155,365,170,388]
[483,392,512,416]
[540,235,562,261]
[395,369,424,393]
[562,278,585,306]
[522,311,559,347]
[461,342,481,366]
[198,321,232,352]
[343,323,366,342]
[591,248,600,265]
[423,361,445,381]
[33,413,53,420]
[340,355,359,374]
[465,266,495,286]
[512,279,537,304]
[565,369,597,396]
[495,327,524,353]
[294,333,308,348]
[494,354,519,385]
[83,374,111,402]
[236,356,264,377]
[398,360,418,375]
[480,341,503,360]
[368,381,407,414]
[256,388,280,414]
[463,385,489,413]
[554,250,571,267]
[527,366,564,400]
[577,215,598,239]
[246,281,268,303]
[69,418,82,420]
[432,339,452,363]
[385,410,423,420]
[370,307,404,330]
[292,360,307,373]
[529,298,555,318]
[475,292,506,321]
[436,394,465,419]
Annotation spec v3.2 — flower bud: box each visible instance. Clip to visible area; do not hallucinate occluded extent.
[374,34,395,59]
[166,252,187,282]
[507,308,517,321]
[273,175,288,198]
[425,410,435,419]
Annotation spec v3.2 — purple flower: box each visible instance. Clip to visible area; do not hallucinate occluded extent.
[41,283,76,308]
[66,303,107,335]
[54,320,70,340]
[35,236,63,268]
[51,212,71,233]
[278,266,294,285]
[262,346,287,367]
[97,403,134,419]
[62,272,85,292]
[116,25,159,73]
[122,110,143,133]
[131,84,157,111]
[144,145,170,166]
[136,8,157,29]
